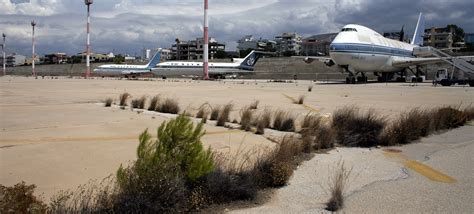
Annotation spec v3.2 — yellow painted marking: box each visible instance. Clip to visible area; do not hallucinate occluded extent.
[383,151,457,183]
[282,93,320,113]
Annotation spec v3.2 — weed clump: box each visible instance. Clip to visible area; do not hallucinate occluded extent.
[157,98,180,114]
[148,95,160,111]
[332,106,385,147]
[0,182,48,213]
[255,111,272,135]
[297,95,305,105]
[119,92,130,108]
[301,114,335,152]
[210,106,221,121]
[249,100,259,110]
[326,161,352,212]
[104,98,113,107]
[240,106,253,131]
[252,137,301,187]
[273,111,295,132]
[308,85,313,92]
[217,103,233,126]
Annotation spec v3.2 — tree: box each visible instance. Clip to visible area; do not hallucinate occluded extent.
[239,48,253,58]
[113,54,125,64]
[214,50,228,59]
[447,24,465,46]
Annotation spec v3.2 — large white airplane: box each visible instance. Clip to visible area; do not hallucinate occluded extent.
[93,51,162,77]
[151,50,263,79]
[301,13,474,84]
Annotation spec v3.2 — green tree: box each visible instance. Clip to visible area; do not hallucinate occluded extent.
[214,50,228,59]
[117,114,214,184]
[113,54,125,64]
[447,24,465,46]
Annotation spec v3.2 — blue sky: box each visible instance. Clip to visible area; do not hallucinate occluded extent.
[1,0,473,56]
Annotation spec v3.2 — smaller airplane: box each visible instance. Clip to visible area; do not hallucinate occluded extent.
[151,50,265,79]
[93,51,161,77]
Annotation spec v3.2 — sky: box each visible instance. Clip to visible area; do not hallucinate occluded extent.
[1,0,473,56]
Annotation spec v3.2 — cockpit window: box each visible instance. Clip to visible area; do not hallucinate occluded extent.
[341,28,358,32]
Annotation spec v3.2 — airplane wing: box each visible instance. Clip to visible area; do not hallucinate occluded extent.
[392,56,474,68]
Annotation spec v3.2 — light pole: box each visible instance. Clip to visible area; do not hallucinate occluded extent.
[31,21,36,78]
[85,0,93,78]
[203,0,209,79]
[2,33,5,76]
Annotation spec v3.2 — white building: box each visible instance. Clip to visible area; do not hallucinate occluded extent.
[275,32,302,56]
[6,54,26,66]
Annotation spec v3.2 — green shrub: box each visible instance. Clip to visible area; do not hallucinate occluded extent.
[0,182,47,214]
[115,115,213,212]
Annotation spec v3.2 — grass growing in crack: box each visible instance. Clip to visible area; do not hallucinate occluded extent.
[249,100,259,110]
[273,111,295,132]
[308,85,313,92]
[148,95,160,111]
[240,106,253,131]
[137,96,146,109]
[157,98,180,114]
[296,95,305,105]
[326,160,352,212]
[210,106,221,121]
[217,103,233,126]
[255,111,272,135]
[119,92,130,108]
[300,113,335,152]
[196,103,210,119]
[332,106,385,147]
[104,98,113,107]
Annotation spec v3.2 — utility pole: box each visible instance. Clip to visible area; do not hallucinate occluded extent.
[31,21,36,78]
[203,0,209,79]
[85,0,93,78]
[2,33,5,76]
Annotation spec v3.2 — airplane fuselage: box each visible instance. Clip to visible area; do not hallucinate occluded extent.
[329,24,417,73]
[151,61,254,76]
[94,64,151,76]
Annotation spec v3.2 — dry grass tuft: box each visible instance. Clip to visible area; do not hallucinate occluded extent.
[137,96,146,109]
[196,103,209,119]
[104,98,113,107]
[119,92,130,107]
[301,114,335,152]
[332,106,385,147]
[308,85,313,92]
[326,160,352,212]
[249,100,260,110]
[210,106,221,120]
[148,95,160,111]
[297,95,305,105]
[240,106,253,131]
[157,98,180,114]
[273,111,295,132]
[217,103,233,126]
[379,108,431,146]
[255,111,272,135]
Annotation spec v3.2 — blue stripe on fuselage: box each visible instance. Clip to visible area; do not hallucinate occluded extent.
[329,43,414,58]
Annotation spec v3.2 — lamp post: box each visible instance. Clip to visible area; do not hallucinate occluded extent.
[85,0,93,78]
[203,0,209,79]
[31,21,36,78]
[2,33,5,76]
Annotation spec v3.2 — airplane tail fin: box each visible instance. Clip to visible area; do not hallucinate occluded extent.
[146,50,161,68]
[239,51,262,70]
[411,13,425,46]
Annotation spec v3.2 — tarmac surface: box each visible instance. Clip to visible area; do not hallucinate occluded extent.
[232,124,474,213]
[1,75,473,210]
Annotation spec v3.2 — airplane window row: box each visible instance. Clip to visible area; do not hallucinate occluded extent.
[341,28,358,32]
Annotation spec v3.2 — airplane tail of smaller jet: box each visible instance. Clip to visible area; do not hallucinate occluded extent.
[411,13,425,46]
[146,51,162,68]
[238,50,262,70]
